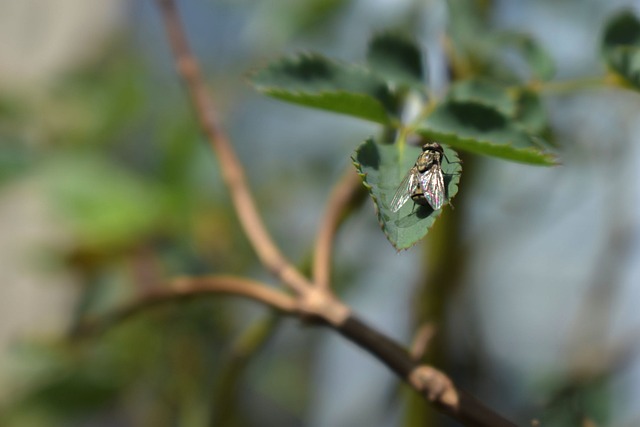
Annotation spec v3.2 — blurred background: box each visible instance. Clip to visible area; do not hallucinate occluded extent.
[1,0,640,426]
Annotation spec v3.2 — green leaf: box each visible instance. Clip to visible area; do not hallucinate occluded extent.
[513,89,548,136]
[352,138,461,250]
[250,54,397,124]
[446,80,549,137]
[366,32,425,89]
[447,78,517,117]
[446,81,549,138]
[492,32,555,81]
[602,10,640,89]
[417,101,557,165]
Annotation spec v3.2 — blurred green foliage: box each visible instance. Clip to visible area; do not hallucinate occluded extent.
[0,39,266,426]
[1,1,639,427]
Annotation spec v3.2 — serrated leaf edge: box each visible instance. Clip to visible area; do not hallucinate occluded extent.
[417,128,558,166]
[447,79,519,117]
[249,52,398,124]
[258,87,392,124]
[249,52,388,92]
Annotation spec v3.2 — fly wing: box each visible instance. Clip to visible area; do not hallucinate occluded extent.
[390,167,419,213]
[419,164,445,210]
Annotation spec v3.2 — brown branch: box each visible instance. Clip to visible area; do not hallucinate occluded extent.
[155,0,309,295]
[153,2,519,426]
[312,168,362,290]
[74,276,296,337]
[336,315,518,427]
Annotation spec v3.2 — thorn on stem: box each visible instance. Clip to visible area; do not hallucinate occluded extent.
[410,323,436,361]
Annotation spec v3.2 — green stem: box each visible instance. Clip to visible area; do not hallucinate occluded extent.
[210,312,281,427]
[529,76,613,94]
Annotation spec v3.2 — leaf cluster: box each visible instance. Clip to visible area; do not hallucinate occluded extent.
[250,31,556,248]
[250,9,640,248]
[602,10,640,90]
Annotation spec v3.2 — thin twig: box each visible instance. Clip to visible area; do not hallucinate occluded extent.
[312,168,362,290]
[528,75,617,94]
[155,0,309,295]
[153,2,519,425]
[74,276,296,337]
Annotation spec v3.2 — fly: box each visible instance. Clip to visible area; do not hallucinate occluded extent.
[389,142,446,213]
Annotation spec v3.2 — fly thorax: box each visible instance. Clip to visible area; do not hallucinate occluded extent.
[415,153,432,172]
